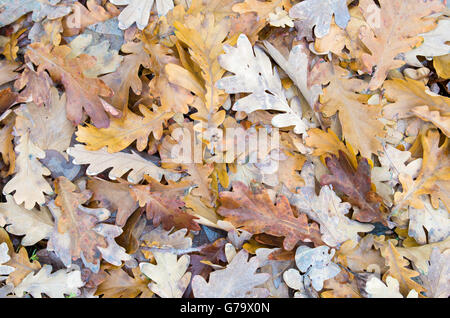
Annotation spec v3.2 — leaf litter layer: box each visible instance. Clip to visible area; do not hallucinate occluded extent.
[0,0,449,299]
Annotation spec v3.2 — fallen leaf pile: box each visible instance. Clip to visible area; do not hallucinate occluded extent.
[0,0,448,299]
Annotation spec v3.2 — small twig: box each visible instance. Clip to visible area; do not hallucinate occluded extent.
[140,245,207,255]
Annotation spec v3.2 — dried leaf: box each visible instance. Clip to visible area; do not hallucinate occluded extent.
[192,249,270,298]
[218,182,323,250]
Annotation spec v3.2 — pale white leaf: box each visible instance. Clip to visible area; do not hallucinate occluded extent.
[404,19,450,67]
[67,144,180,183]
[294,245,340,291]
[289,0,350,39]
[192,249,270,298]
[139,252,190,298]
[0,195,53,246]
[14,265,84,298]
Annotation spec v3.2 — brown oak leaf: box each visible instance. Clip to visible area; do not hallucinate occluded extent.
[217,181,323,250]
[25,43,117,128]
[320,151,389,226]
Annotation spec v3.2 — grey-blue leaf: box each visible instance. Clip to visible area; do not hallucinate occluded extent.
[289,0,350,39]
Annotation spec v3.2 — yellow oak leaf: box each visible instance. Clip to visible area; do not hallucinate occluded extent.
[76,104,173,153]
[314,62,385,157]
[394,129,449,212]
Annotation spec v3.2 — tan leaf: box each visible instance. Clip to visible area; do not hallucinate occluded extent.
[218,182,323,250]
[358,0,444,90]
[47,177,131,273]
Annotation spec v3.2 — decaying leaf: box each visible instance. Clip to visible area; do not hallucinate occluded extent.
[95,267,152,298]
[217,34,312,134]
[3,129,53,210]
[289,245,341,292]
[25,43,117,128]
[0,195,53,246]
[376,240,426,296]
[110,0,174,30]
[394,129,449,212]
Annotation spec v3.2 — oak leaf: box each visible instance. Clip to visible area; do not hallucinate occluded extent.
[62,0,120,37]
[76,104,173,153]
[3,129,52,210]
[358,0,444,90]
[289,0,350,39]
[110,0,174,30]
[14,264,84,298]
[46,177,131,273]
[365,276,418,298]
[404,19,450,67]
[0,228,41,287]
[0,195,53,246]
[393,129,449,212]
[383,78,450,136]
[14,88,75,154]
[421,248,450,298]
[376,241,426,296]
[14,65,53,107]
[289,245,341,292]
[283,162,374,247]
[314,62,385,157]
[67,144,180,183]
[0,0,72,28]
[335,235,387,274]
[0,242,15,280]
[87,178,138,227]
[192,249,270,298]
[397,238,450,274]
[26,43,116,128]
[95,267,152,298]
[217,34,312,134]
[139,251,191,298]
[321,152,389,226]
[408,196,450,245]
[218,181,323,250]
[305,128,357,168]
[130,181,200,231]
[101,41,151,110]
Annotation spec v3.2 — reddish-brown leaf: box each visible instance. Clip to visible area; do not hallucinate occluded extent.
[217,182,323,250]
[130,180,200,232]
[320,151,388,226]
